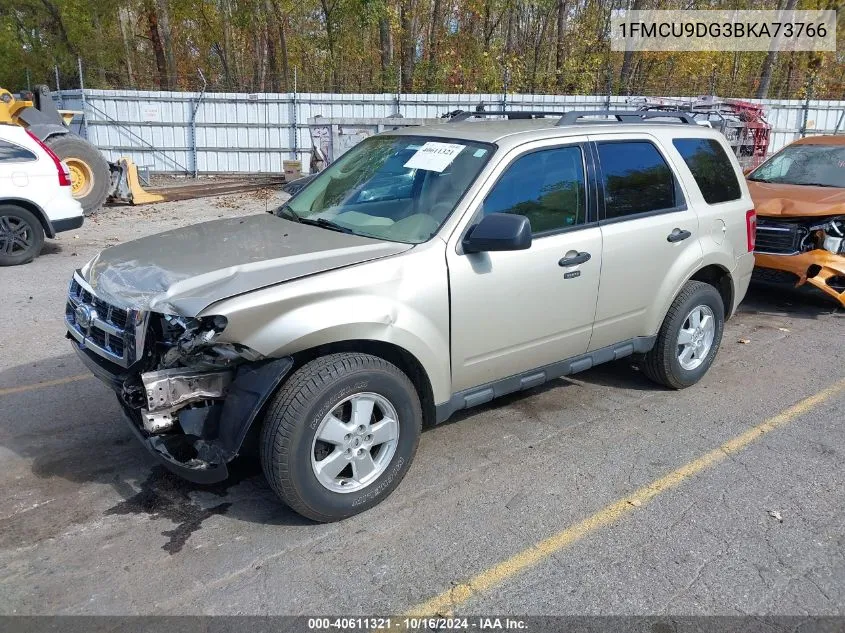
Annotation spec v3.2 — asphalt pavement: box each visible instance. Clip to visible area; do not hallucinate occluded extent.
[0,198,843,617]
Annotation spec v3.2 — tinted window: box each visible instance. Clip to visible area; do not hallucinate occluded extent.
[597,141,677,219]
[483,146,586,234]
[0,140,37,163]
[673,138,741,204]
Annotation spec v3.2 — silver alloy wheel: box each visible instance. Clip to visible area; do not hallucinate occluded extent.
[676,304,716,371]
[0,215,33,255]
[310,392,399,493]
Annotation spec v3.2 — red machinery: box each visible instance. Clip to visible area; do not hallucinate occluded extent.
[632,96,772,166]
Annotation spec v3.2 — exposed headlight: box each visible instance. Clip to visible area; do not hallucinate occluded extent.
[159,314,259,369]
[162,314,228,346]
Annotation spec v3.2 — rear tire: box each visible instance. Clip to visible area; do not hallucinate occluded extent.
[260,353,422,522]
[641,281,725,389]
[45,134,110,215]
[0,205,44,266]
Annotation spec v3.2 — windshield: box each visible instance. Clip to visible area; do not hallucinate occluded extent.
[283,135,494,243]
[749,142,845,188]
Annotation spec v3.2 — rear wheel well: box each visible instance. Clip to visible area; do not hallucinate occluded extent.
[0,198,53,238]
[690,265,733,317]
[289,340,437,429]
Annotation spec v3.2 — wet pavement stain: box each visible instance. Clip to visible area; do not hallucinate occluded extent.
[159,502,231,554]
[104,466,235,554]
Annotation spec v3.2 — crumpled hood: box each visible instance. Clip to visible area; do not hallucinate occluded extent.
[84,213,412,315]
[748,180,845,218]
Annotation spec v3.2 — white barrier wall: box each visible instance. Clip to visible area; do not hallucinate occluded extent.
[54,89,845,174]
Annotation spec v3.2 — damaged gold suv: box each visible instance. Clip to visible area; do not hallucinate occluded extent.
[66,111,756,521]
[748,135,845,307]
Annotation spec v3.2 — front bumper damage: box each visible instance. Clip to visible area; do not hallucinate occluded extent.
[754,214,845,308]
[66,269,295,483]
[140,368,233,433]
[755,250,845,308]
[72,339,293,484]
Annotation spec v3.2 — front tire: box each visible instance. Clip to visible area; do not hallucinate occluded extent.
[641,280,725,389]
[260,353,422,522]
[0,205,45,266]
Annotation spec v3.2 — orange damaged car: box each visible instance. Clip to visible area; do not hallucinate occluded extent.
[746,135,845,307]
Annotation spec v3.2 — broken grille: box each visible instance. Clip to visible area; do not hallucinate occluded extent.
[65,273,146,367]
[755,219,807,256]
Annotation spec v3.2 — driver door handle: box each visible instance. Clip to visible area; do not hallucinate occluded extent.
[667,228,692,243]
[558,252,591,267]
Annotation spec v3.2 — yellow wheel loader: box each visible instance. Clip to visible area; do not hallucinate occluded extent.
[1,85,162,214]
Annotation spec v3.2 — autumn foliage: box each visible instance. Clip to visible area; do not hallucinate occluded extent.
[1,0,842,98]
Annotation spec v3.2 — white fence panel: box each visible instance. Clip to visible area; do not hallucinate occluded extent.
[56,89,845,174]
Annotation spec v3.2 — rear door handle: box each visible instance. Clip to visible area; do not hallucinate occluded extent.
[667,228,692,243]
[558,252,591,267]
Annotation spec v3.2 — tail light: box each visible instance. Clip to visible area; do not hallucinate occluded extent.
[25,130,72,187]
[746,209,757,252]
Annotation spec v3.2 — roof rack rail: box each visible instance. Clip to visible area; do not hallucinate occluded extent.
[447,110,570,122]
[555,110,698,125]
[445,109,698,126]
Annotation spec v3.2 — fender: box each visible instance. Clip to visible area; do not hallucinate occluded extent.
[21,123,69,143]
[14,84,72,141]
[202,244,453,404]
[645,250,736,336]
[217,298,451,405]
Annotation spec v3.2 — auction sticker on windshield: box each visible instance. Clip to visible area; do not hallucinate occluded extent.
[404,142,466,172]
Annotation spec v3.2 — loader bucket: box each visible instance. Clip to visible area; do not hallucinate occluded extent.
[109,158,166,205]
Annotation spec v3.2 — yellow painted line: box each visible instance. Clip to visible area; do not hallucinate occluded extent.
[407,377,845,617]
[0,373,92,397]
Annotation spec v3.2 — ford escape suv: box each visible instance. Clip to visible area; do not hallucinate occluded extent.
[66,110,755,521]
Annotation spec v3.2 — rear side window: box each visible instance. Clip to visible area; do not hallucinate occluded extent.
[673,138,742,204]
[0,140,37,163]
[596,141,678,220]
[483,145,587,234]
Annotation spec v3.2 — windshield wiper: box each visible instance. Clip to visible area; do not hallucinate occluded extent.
[799,182,838,188]
[278,204,355,234]
[299,217,354,234]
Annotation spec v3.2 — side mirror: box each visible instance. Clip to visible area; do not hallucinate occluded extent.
[463,213,532,254]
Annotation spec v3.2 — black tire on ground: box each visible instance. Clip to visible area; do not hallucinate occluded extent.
[0,204,45,266]
[641,280,725,390]
[44,134,110,215]
[260,353,422,522]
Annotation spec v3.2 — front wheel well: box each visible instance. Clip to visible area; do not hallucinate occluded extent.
[690,264,733,317]
[289,340,437,428]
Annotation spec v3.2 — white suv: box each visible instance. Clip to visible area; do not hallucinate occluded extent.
[0,123,84,265]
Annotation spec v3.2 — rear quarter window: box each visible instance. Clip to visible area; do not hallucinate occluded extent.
[672,138,742,204]
[0,140,37,163]
[596,140,679,219]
